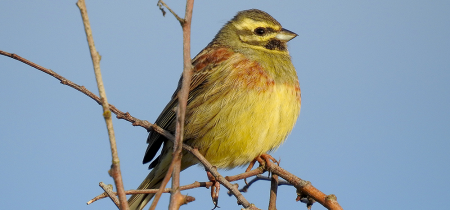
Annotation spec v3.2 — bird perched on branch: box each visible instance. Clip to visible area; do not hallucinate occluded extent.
[128,9,301,210]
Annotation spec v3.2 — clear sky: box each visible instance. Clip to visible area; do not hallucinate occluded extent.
[1,1,449,210]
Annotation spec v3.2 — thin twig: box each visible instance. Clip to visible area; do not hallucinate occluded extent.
[255,175,292,186]
[268,173,278,210]
[189,149,254,208]
[0,50,162,137]
[89,168,265,205]
[239,175,293,192]
[88,181,212,205]
[234,175,262,194]
[76,1,128,209]
[157,0,184,24]
[168,0,195,210]
[99,182,120,208]
[225,167,266,182]
[229,175,292,195]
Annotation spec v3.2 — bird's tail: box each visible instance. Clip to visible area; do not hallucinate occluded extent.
[127,154,172,210]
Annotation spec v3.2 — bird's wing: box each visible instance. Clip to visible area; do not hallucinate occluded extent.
[142,46,235,167]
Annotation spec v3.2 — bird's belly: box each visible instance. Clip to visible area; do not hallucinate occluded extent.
[187,84,300,169]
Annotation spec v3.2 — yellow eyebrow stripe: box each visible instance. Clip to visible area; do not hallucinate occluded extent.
[233,18,280,31]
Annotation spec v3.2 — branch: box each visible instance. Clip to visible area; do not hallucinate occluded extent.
[268,173,278,210]
[1,49,343,209]
[236,174,292,193]
[89,167,265,205]
[157,0,184,24]
[76,1,128,209]
[264,159,344,210]
[224,167,266,183]
[170,0,194,209]
[190,148,254,208]
[0,49,255,209]
[99,182,120,207]
[0,50,166,137]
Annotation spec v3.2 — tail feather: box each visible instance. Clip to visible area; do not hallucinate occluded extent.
[128,154,172,210]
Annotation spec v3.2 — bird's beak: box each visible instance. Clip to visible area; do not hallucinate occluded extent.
[276,28,298,41]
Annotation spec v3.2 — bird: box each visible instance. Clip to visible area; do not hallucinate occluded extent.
[128,9,301,210]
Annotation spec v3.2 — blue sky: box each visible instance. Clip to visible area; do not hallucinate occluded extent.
[1,1,449,209]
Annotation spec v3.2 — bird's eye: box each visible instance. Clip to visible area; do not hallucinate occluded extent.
[254,27,266,36]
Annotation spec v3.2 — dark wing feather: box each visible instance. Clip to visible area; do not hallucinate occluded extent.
[142,46,233,167]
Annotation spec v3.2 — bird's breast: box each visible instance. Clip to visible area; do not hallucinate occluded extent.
[185,60,300,169]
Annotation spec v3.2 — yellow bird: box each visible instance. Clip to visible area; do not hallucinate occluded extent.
[128,9,301,210]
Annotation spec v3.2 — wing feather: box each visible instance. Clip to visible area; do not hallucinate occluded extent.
[142,47,234,166]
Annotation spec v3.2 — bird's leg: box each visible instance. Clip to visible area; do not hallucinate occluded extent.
[243,158,258,185]
[244,154,278,185]
[206,171,220,209]
[255,154,279,178]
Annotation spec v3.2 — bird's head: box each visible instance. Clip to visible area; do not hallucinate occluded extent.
[213,9,297,53]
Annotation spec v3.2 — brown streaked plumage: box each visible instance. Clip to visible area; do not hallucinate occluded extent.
[128,9,300,210]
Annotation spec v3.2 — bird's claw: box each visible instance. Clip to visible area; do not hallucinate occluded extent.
[206,171,221,209]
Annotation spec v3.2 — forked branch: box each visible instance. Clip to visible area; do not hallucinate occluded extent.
[1,49,343,209]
